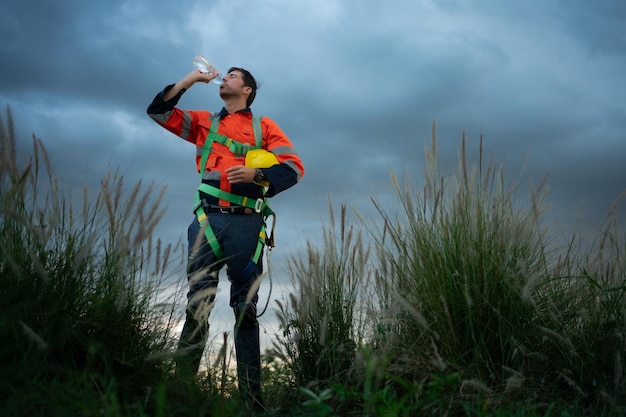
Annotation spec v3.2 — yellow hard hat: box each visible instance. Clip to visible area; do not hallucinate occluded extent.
[245,149,279,168]
[245,149,278,187]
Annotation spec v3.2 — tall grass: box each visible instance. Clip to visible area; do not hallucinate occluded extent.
[373,127,550,383]
[0,108,184,416]
[3,105,624,416]
[529,192,626,407]
[272,202,372,393]
[275,122,625,416]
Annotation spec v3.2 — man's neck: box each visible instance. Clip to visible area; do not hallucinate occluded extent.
[223,98,248,114]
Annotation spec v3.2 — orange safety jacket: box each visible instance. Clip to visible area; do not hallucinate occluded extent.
[148,85,304,266]
[147,85,304,207]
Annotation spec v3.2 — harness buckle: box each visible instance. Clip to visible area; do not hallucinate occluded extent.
[254,198,264,213]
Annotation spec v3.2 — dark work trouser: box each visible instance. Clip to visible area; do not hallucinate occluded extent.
[177,213,264,403]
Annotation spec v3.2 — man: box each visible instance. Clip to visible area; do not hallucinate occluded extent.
[147,66,304,408]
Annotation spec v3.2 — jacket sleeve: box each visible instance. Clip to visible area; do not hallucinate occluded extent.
[147,84,183,116]
[147,85,208,145]
[260,116,304,197]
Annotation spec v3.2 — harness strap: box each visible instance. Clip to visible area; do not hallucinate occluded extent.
[193,195,224,260]
[207,114,263,154]
[195,182,275,257]
[198,183,273,216]
[252,115,262,148]
[194,113,274,268]
[210,135,259,156]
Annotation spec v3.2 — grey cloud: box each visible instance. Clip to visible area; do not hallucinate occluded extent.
[1,0,625,269]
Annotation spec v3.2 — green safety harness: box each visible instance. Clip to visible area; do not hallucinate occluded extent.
[193,114,276,277]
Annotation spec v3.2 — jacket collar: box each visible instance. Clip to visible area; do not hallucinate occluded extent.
[217,107,252,118]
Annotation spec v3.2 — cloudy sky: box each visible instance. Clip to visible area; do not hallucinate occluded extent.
[2,0,625,347]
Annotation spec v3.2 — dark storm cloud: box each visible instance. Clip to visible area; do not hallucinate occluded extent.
[1,0,625,259]
[0,0,191,111]
[555,0,626,56]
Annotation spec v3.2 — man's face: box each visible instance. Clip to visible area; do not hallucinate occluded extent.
[219,70,251,99]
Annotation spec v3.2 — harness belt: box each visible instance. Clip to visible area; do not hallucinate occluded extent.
[193,114,275,270]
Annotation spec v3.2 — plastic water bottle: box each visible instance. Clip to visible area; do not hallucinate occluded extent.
[193,56,223,85]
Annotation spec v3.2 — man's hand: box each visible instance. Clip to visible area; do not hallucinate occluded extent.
[162,70,221,101]
[225,165,255,184]
[194,69,221,84]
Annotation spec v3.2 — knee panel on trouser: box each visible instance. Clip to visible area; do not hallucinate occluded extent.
[233,302,258,329]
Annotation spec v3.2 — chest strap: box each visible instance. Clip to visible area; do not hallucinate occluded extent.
[206,114,263,155]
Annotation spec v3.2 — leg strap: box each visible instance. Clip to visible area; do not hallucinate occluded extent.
[193,193,224,260]
[193,192,273,264]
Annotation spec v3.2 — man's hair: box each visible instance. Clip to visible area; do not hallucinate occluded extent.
[227,67,258,108]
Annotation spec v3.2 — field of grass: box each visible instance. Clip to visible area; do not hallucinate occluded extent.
[1,109,624,416]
